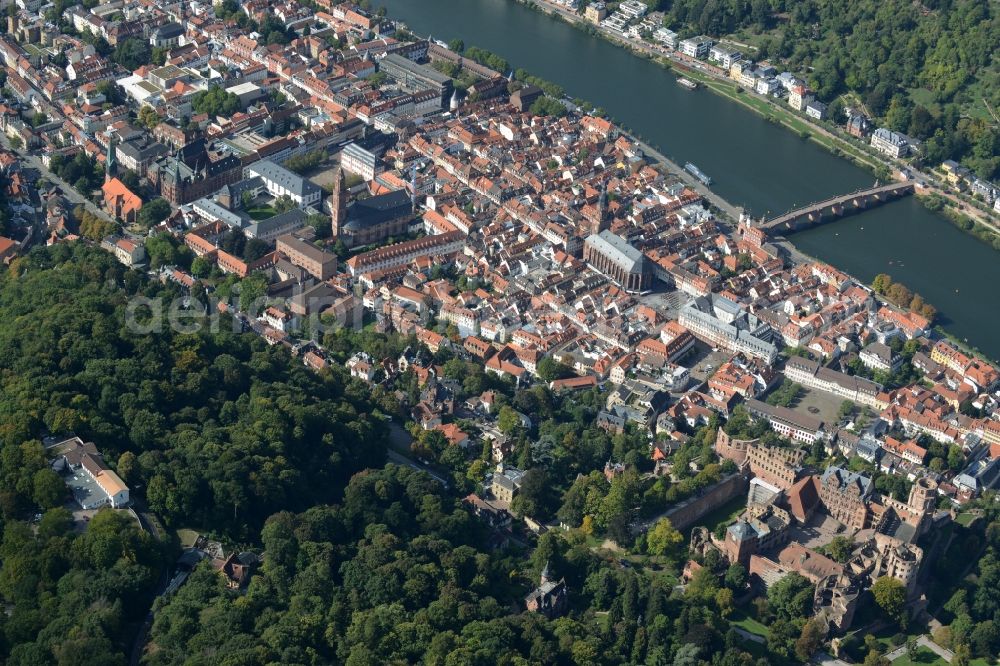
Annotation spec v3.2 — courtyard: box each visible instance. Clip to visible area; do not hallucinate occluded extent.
[785,512,847,550]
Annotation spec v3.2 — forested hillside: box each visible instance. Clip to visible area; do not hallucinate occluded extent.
[0,244,386,539]
[145,464,763,666]
[660,0,1000,178]
[0,245,386,663]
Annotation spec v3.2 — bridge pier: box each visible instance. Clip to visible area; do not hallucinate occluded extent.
[760,182,915,235]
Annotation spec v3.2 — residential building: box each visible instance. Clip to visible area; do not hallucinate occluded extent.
[678,36,713,59]
[708,45,742,69]
[806,100,827,120]
[584,1,607,24]
[871,128,909,158]
[101,236,146,267]
[525,564,568,618]
[491,465,524,504]
[788,86,813,112]
[653,27,677,48]
[846,114,870,138]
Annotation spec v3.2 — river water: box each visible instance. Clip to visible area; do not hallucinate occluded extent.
[380,0,1000,360]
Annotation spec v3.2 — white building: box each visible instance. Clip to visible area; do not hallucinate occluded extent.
[806,100,828,120]
[756,77,779,96]
[49,437,130,510]
[653,27,677,48]
[708,45,742,69]
[102,236,146,268]
[859,342,901,373]
[341,142,378,182]
[871,128,910,158]
[678,296,778,363]
[679,36,713,59]
[245,160,322,207]
[617,0,648,18]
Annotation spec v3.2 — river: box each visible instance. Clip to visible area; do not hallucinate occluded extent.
[379,0,1000,360]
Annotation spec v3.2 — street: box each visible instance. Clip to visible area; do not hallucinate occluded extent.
[0,107,114,226]
[386,421,452,487]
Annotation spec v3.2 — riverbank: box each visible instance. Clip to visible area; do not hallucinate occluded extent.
[512,0,885,175]
[509,0,1000,244]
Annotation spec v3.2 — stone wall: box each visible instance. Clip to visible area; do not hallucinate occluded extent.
[663,472,749,531]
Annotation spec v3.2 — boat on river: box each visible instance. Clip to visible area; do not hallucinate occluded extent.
[677,77,698,90]
[684,162,712,185]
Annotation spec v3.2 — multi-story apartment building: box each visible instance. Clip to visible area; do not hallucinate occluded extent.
[870,127,909,158]
[678,36,713,59]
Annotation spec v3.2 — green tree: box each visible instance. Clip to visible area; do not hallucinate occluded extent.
[795,618,826,661]
[871,576,907,626]
[32,468,65,508]
[536,356,574,382]
[497,406,521,435]
[191,85,242,117]
[112,38,151,70]
[136,197,171,228]
[827,535,853,562]
[768,572,813,621]
[137,105,160,130]
[724,563,747,590]
[646,517,684,560]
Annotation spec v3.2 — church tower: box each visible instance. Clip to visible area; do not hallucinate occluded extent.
[588,180,608,236]
[330,167,347,238]
[105,135,117,183]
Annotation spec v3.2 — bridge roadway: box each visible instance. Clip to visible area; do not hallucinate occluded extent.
[760,182,915,232]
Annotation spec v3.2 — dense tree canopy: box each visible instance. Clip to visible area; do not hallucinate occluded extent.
[663,0,1000,178]
[0,245,386,538]
[191,86,243,118]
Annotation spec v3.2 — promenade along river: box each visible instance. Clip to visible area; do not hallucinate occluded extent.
[380,0,1000,360]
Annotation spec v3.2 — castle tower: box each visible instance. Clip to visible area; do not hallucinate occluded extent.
[908,477,937,516]
[330,167,347,238]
